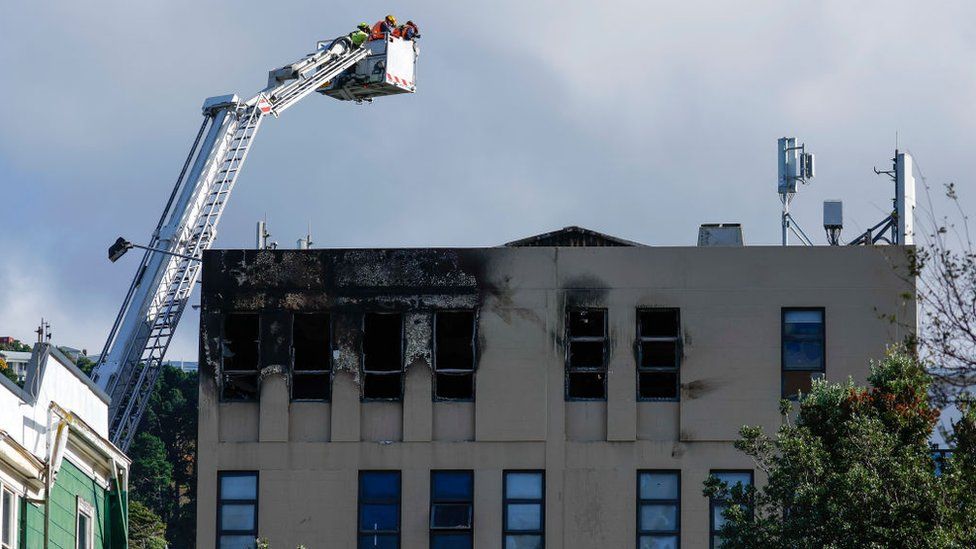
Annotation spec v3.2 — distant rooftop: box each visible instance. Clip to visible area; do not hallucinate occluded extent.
[504,226,643,248]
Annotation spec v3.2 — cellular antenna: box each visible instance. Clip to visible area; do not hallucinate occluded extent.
[777,137,816,246]
[848,149,915,246]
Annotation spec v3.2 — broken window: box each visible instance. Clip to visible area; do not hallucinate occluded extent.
[434,311,476,401]
[565,309,607,400]
[637,309,681,401]
[430,471,474,547]
[362,313,403,400]
[292,313,332,401]
[221,314,260,401]
[782,308,825,399]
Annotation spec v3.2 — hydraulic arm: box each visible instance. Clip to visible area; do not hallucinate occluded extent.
[92,37,373,450]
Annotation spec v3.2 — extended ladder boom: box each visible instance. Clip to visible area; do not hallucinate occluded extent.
[92,37,370,450]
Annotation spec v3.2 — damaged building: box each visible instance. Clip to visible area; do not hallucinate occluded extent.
[194,226,915,549]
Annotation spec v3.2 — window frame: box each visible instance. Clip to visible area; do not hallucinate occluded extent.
[564,308,609,401]
[291,312,333,402]
[637,469,681,548]
[502,470,545,549]
[636,308,682,402]
[216,470,259,549]
[781,307,826,400]
[708,469,753,549]
[220,312,262,402]
[75,496,94,549]
[0,484,17,549]
[361,312,406,402]
[358,470,402,549]
[432,310,478,402]
[429,470,474,548]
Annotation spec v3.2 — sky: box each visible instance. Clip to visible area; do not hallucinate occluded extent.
[1,1,975,361]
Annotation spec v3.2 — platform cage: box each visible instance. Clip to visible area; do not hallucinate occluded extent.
[319,36,418,101]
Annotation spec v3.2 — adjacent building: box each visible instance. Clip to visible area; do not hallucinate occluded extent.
[195,226,915,548]
[0,350,31,384]
[0,344,130,548]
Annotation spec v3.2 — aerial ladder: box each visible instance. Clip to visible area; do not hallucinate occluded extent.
[92,31,418,450]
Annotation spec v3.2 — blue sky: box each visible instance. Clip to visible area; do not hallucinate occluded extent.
[1,1,975,360]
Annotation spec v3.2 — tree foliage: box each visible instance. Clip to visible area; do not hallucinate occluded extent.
[128,500,168,549]
[0,356,18,385]
[129,365,198,547]
[703,348,976,548]
[0,339,31,352]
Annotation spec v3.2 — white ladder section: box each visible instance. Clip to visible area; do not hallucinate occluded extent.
[93,39,370,450]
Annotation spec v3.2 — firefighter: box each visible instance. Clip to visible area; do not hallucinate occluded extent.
[371,14,397,40]
[349,22,370,46]
[400,20,420,40]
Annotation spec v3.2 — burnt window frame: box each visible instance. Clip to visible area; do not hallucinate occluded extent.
[358,470,402,549]
[433,310,478,402]
[781,307,826,400]
[564,308,609,401]
[708,469,753,549]
[361,312,405,402]
[637,470,681,549]
[429,470,474,548]
[291,312,333,402]
[502,470,545,549]
[636,308,682,402]
[216,470,259,549]
[219,313,261,402]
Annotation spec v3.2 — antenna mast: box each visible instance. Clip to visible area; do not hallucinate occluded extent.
[777,137,816,246]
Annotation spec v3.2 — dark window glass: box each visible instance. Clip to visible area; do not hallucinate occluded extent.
[566,309,607,400]
[434,311,476,400]
[359,472,401,549]
[362,314,403,400]
[292,313,331,401]
[217,472,258,549]
[638,309,681,401]
[431,471,473,548]
[638,471,680,549]
[503,471,544,548]
[782,309,825,399]
[709,470,752,549]
[221,314,260,401]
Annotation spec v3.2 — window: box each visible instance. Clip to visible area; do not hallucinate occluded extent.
[565,309,607,400]
[782,308,825,399]
[503,471,544,549]
[1,486,16,549]
[709,470,753,549]
[430,471,473,548]
[292,313,332,400]
[637,309,681,400]
[359,471,401,549]
[638,471,680,549]
[362,313,404,400]
[221,314,260,401]
[76,497,94,549]
[434,311,476,400]
[217,471,259,549]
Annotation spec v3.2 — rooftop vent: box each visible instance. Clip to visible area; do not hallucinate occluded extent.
[698,224,743,247]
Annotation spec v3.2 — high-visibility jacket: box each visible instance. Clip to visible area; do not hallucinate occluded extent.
[370,20,392,40]
[349,29,369,46]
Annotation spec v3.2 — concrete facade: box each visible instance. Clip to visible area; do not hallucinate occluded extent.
[195,241,915,549]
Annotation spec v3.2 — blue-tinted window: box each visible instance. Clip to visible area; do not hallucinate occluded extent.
[638,471,680,548]
[218,471,258,549]
[430,471,473,548]
[709,470,752,549]
[359,471,400,548]
[782,308,825,399]
[503,471,544,548]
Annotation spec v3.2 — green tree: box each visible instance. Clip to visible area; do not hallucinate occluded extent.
[129,432,174,519]
[704,348,976,548]
[128,500,168,549]
[0,339,31,352]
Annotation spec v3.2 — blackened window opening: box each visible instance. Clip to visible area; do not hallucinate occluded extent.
[434,311,476,400]
[362,313,404,400]
[566,309,608,400]
[637,309,681,401]
[292,313,332,401]
[221,314,260,401]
